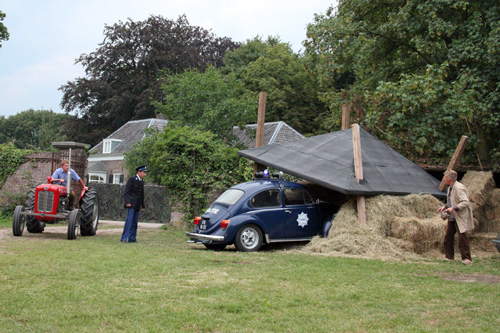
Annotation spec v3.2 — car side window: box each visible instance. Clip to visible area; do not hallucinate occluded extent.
[250,189,281,208]
[284,188,314,206]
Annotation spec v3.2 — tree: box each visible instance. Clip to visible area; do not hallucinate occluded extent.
[0,10,9,48]
[305,0,500,166]
[154,67,256,144]
[0,109,69,150]
[125,126,252,219]
[224,37,328,136]
[59,15,239,147]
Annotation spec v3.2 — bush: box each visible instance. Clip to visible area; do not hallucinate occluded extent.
[125,126,253,221]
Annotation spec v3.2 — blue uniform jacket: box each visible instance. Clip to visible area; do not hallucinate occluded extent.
[124,175,145,211]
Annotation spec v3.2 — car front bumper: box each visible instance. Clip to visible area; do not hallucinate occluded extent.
[186,232,225,242]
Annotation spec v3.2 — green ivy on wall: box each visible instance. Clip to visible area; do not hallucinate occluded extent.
[0,143,33,189]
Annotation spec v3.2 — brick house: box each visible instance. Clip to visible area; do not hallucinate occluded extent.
[87,118,169,184]
[88,119,303,184]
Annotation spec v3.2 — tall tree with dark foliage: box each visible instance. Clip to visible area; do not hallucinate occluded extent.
[60,15,238,146]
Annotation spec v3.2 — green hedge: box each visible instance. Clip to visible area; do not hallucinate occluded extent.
[89,183,170,223]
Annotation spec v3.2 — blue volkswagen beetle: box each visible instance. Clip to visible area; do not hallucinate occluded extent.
[186,171,338,252]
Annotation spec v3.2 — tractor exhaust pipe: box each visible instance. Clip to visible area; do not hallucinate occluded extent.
[66,147,72,195]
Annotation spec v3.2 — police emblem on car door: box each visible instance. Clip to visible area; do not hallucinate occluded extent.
[283,188,320,238]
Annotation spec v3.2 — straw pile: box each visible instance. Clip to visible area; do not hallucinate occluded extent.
[303,171,500,259]
[303,194,446,260]
[461,171,500,232]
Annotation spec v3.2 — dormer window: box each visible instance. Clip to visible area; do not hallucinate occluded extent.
[103,139,122,154]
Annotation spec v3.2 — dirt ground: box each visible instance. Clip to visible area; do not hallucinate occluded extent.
[0,220,161,242]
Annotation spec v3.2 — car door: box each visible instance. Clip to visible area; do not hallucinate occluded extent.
[247,189,284,239]
[283,187,320,238]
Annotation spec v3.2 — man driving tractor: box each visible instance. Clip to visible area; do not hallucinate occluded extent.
[50,159,88,209]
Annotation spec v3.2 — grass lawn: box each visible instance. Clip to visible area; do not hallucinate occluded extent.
[0,218,499,332]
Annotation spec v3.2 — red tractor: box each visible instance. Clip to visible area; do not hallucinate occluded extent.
[12,142,99,240]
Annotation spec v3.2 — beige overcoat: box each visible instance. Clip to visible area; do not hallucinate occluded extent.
[448,181,474,233]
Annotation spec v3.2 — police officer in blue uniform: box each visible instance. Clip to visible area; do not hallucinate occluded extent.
[121,165,147,243]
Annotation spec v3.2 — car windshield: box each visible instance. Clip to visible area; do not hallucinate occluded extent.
[215,189,244,206]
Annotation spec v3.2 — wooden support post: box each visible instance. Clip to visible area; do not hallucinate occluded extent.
[342,104,351,130]
[352,124,366,224]
[438,135,469,191]
[253,92,267,174]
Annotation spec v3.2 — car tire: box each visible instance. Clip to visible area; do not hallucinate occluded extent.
[67,209,80,240]
[12,205,25,236]
[204,243,227,251]
[26,188,45,233]
[234,224,263,252]
[80,190,99,236]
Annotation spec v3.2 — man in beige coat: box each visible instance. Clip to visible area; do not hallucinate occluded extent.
[438,170,474,264]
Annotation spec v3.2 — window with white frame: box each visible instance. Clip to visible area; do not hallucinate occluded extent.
[102,139,122,153]
[89,174,105,184]
[113,173,122,184]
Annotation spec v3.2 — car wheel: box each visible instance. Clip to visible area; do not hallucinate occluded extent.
[12,205,25,236]
[67,209,80,240]
[204,243,227,251]
[234,224,263,252]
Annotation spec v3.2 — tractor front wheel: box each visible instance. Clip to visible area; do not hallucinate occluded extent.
[68,209,80,240]
[80,190,99,236]
[26,188,45,233]
[12,206,25,236]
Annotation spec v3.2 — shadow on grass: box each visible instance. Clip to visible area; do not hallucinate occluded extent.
[188,241,310,253]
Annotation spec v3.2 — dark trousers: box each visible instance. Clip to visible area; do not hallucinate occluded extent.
[121,208,140,242]
[444,219,472,261]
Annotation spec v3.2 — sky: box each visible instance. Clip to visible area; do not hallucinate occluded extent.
[0,0,335,118]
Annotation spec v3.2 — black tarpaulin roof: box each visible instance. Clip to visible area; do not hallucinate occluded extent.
[238,127,445,198]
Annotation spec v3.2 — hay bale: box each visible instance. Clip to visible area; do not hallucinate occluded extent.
[390,216,446,254]
[483,188,500,232]
[461,171,495,207]
[460,171,496,231]
[303,194,444,260]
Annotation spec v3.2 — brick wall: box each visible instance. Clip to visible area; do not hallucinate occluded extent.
[0,152,86,207]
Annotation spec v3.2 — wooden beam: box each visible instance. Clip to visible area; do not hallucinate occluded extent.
[352,124,363,181]
[254,92,267,174]
[438,135,469,191]
[342,104,351,130]
[255,92,267,148]
[352,124,366,224]
[357,196,367,225]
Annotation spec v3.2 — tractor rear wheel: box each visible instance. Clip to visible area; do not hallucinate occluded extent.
[12,205,25,236]
[26,187,45,233]
[80,190,99,236]
[68,209,80,240]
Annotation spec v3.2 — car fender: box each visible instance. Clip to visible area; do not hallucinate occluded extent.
[224,214,270,242]
[321,220,332,237]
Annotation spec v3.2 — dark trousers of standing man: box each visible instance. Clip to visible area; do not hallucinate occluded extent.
[444,219,472,261]
[121,208,140,242]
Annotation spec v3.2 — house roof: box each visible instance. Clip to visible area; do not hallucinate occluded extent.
[87,161,107,173]
[232,121,305,148]
[90,118,169,155]
[238,127,446,198]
